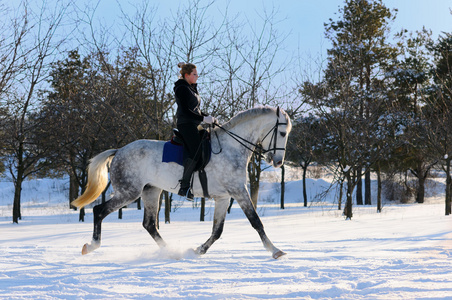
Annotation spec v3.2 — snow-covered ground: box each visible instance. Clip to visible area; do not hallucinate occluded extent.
[1,168,451,299]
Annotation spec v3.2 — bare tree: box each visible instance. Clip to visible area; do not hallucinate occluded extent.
[0,2,28,98]
[212,5,290,207]
[170,0,225,69]
[2,0,70,223]
[118,1,181,139]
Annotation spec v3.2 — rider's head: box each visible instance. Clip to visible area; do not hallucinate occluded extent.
[178,62,198,85]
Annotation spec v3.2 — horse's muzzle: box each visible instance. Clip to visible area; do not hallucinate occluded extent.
[266,152,283,168]
[272,159,283,168]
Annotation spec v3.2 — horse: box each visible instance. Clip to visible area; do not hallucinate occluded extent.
[72,106,292,259]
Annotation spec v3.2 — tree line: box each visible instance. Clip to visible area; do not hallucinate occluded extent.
[0,0,451,223]
[288,0,452,219]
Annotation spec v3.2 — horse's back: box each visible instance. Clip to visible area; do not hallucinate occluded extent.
[109,139,181,193]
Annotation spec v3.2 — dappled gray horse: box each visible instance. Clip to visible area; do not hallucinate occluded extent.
[72,106,292,259]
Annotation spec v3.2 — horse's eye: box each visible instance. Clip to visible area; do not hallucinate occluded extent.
[280,132,286,137]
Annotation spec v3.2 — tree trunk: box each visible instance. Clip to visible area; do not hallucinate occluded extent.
[12,142,25,223]
[356,167,363,205]
[338,180,343,211]
[344,172,353,220]
[416,177,425,204]
[79,171,87,222]
[416,167,426,204]
[377,163,382,213]
[446,159,451,215]
[365,169,371,205]
[13,176,23,224]
[164,191,171,224]
[280,165,285,209]
[69,172,79,209]
[227,198,234,214]
[157,192,163,228]
[302,163,308,207]
[101,181,111,204]
[248,151,261,208]
[200,197,205,221]
[415,160,425,204]
[79,207,85,222]
[447,183,452,216]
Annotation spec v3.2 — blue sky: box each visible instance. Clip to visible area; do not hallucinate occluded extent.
[91,0,451,75]
[9,0,452,57]
[98,0,451,54]
[8,0,451,77]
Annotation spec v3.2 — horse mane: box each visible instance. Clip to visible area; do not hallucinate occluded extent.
[220,106,282,131]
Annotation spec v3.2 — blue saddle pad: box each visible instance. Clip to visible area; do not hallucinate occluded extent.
[162,141,184,166]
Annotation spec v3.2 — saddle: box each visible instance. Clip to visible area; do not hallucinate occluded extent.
[162,128,211,198]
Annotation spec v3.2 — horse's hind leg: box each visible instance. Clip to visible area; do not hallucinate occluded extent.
[141,185,167,248]
[82,192,139,255]
[196,197,230,255]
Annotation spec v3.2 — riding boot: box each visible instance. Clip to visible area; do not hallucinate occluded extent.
[178,158,196,200]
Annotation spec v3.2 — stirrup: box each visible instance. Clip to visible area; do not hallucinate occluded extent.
[178,187,194,201]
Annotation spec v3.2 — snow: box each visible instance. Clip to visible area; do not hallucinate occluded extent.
[1,169,452,299]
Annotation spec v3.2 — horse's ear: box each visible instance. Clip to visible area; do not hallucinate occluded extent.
[276,106,280,117]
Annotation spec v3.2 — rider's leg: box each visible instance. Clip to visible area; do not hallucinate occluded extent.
[176,123,201,200]
[178,157,197,199]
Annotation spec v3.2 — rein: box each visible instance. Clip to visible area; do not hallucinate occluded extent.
[211,117,288,158]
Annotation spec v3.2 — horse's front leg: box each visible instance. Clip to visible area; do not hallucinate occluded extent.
[232,185,286,259]
[196,197,230,255]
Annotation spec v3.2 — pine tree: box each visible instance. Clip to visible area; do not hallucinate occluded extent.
[387,29,435,204]
[426,33,452,214]
[319,0,397,218]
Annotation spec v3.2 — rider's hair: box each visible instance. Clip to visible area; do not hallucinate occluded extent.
[177,62,197,79]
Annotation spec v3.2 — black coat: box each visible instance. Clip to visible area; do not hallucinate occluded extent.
[174,79,205,125]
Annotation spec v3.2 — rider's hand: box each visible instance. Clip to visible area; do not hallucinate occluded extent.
[203,116,215,124]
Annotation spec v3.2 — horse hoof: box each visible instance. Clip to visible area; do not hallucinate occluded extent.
[195,246,206,255]
[81,244,89,255]
[272,250,287,259]
[186,248,200,258]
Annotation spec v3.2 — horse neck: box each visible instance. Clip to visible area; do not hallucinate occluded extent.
[237,114,275,142]
[217,112,276,151]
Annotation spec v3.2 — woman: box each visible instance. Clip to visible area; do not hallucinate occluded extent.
[174,62,215,199]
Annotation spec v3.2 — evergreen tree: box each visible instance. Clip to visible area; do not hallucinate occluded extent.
[387,29,435,204]
[304,0,398,218]
[426,33,452,214]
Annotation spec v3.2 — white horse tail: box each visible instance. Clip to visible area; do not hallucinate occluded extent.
[71,149,117,209]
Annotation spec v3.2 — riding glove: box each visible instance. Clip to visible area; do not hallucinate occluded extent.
[203,116,215,124]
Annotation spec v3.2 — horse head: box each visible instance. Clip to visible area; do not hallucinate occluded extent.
[261,107,292,168]
[215,106,292,168]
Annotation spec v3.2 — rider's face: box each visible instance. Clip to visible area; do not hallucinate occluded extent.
[185,69,198,85]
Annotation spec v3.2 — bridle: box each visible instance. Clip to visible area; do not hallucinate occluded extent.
[211,108,288,158]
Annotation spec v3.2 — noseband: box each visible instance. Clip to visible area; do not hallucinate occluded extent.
[260,119,288,155]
